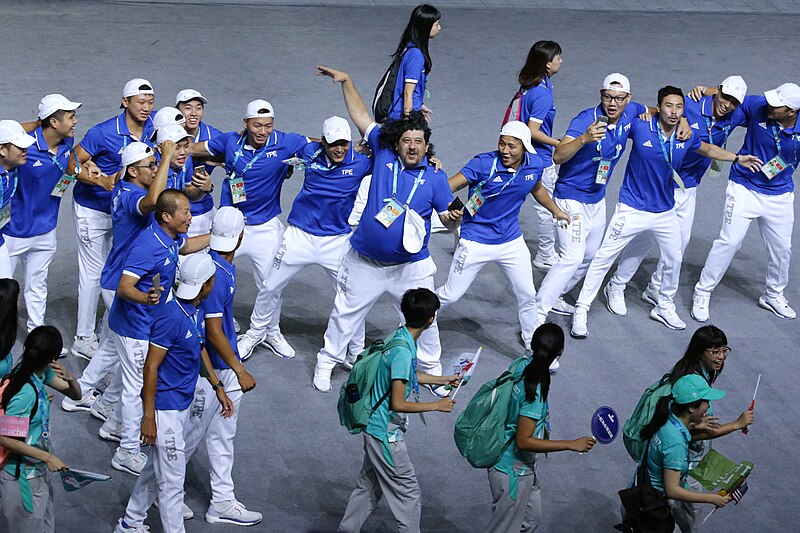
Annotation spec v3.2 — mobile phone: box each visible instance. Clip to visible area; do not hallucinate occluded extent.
[152,273,161,291]
[598,115,609,124]
[448,197,465,211]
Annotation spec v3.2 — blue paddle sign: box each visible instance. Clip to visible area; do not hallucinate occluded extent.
[591,405,619,444]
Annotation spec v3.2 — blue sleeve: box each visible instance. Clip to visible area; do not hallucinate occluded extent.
[121,188,146,216]
[200,271,226,318]
[629,101,648,117]
[358,154,374,176]
[207,124,225,138]
[729,106,748,130]
[366,124,382,154]
[566,113,589,139]
[431,171,453,212]
[79,125,106,158]
[740,95,763,122]
[523,86,552,124]
[150,308,179,349]
[460,154,486,184]
[284,132,310,156]
[389,348,412,382]
[689,129,703,151]
[401,48,425,84]
[207,131,239,157]
[122,241,153,279]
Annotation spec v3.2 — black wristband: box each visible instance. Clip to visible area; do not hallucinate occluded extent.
[212,382,224,391]
[734,155,740,164]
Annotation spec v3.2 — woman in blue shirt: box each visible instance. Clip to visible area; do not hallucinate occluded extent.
[487,323,595,532]
[388,4,442,121]
[0,279,19,377]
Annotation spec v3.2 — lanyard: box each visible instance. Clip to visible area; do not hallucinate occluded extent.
[306,148,334,172]
[667,414,690,441]
[176,301,204,346]
[171,164,189,190]
[594,122,624,162]
[33,376,50,445]
[657,123,676,170]
[411,354,419,395]
[229,134,271,179]
[474,158,520,199]
[388,159,425,207]
[704,116,730,149]
[771,123,800,168]
[152,226,180,265]
[47,148,81,177]
[0,170,19,208]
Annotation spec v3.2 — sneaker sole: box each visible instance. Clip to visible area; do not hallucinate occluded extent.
[603,287,626,316]
[550,306,574,317]
[90,407,110,423]
[61,401,93,413]
[533,262,552,270]
[650,311,685,330]
[570,328,587,339]
[690,309,709,323]
[758,299,796,320]
[205,513,262,526]
[99,429,122,443]
[641,292,658,307]
[111,459,142,476]
[262,341,295,359]
[70,348,95,361]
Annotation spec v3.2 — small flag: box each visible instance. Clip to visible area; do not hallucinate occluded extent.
[729,483,749,505]
[60,468,111,492]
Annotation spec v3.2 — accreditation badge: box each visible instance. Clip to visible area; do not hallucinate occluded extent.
[229,175,247,204]
[464,189,485,216]
[709,159,722,177]
[0,204,10,230]
[761,154,788,180]
[50,174,75,197]
[375,198,403,228]
[595,159,612,185]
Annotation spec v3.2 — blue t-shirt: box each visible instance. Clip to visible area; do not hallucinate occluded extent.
[200,250,238,370]
[100,181,151,291]
[365,327,415,443]
[0,167,19,248]
[646,412,692,495]
[728,95,799,195]
[349,123,452,263]
[161,154,195,192]
[75,112,155,214]
[555,102,647,204]
[618,117,702,213]
[150,299,206,411]
[680,95,747,189]
[459,151,543,245]
[5,127,73,239]
[108,222,185,339]
[286,142,373,236]
[520,76,556,167]
[208,130,309,226]
[189,121,223,216]
[388,44,427,120]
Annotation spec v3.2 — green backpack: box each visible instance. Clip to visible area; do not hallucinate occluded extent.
[337,334,411,435]
[622,374,673,462]
[453,358,527,468]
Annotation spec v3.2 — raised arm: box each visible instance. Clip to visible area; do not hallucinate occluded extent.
[316,66,373,137]
[695,142,762,172]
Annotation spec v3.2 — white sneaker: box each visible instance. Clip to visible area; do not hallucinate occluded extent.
[153,495,194,520]
[263,333,296,359]
[549,358,560,372]
[551,297,576,316]
[90,395,116,422]
[641,284,658,307]
[342,352,359,371]
[115,519,150,533]
[604,284,627,316]
[650,307,686,330]
[61,390,96,412]
[571,307,588,339]
[758,293,796,319]
[71,334,99,361]
[206,499,263,526]
[313,365,332,393]
[533,253,554,270]
[237,332,262,361]
[111,448,147,476]
[59,347,68,358]
[233,318,241,333]
[691,292,710,322]
[99,418,122,443]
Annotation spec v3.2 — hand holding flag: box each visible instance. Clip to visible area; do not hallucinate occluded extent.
[742,374,761,435]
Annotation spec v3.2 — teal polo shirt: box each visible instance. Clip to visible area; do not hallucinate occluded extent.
[2,367,55,478]
[646,412,691,494]
[365,327,415,444]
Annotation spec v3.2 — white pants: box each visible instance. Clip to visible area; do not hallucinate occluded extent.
[576,203,682,310]
[76,289,119,397]
[237,218,285,332]
[249,225,365,353]
[0,243,10,278]
[187,207,215,238]
[73,202,113,338]
[696,181,794,298]
[6,230,58,331]
[317,249,442,374]
[533,164,557,260]
[536,198,606,320]
[610,187,698,292]
[122,408,190,533]
[111,331,148,453]
[436,236,537,347]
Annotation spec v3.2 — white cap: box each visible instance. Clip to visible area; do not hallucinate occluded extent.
[402,208,426,254]
[121,142,154,169]
[175,252,216,300]
[210,207,245,252]
[122,78,154,99]
[245,99,274,119]
[38,94,82,120]
[322,116,351,143]
[764,83,800,111]
[499,121,535,154]
[0,120,35,149]
[153,107,186,131]
[719,76,747,104]
[157,123,192,145]
[175,89,208,106]
[602,73,631,94]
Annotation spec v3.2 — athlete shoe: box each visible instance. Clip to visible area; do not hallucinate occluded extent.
[115,519,151,533]
[237,332,262,362]
[99,418,122,443]
[206,499,263,526]
[533,253,554,270]
[313,365,332,393]
[342,352,359,371]
[571,308,588,339]
[90,395,116,422]
[153,494,194,520]
[549,358,560,373]
[111,448,147,476]
[650,307,686,330]
[233,318,241,334]
[691,292,710,322]
[604,284,627,316]
[71,333,99,361]
[551,297,576,316]
[262,333,296,359]
[61,390,96,412]
[59,347,68,358]
[758,293,797,319]
[641,284,659,306]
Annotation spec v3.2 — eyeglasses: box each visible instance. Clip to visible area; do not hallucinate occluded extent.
[705,346,732,357]
[132,162,158,171]
[601,94,628,104]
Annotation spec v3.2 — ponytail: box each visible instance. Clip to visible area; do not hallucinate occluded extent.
[639,395,672,441]
[1,326,62,408]
[522,323,564,402]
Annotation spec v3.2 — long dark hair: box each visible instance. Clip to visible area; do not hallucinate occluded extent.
[522,323,564,402]
[0,279,19,359]
[1,326,63,408]
[670,325,727,385]
[640,395,705,441]
[393,4,440,73]
[518,40,562,89]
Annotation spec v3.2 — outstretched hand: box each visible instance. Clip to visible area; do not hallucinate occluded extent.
[316,66,349,84]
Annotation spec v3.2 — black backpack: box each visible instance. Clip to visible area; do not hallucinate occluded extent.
[372,48,409,124]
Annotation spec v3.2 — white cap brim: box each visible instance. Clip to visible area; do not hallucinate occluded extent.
[764,89,783,108]
[175,282,203,300]
[323,131,350,143]
[210,233,241,253]
[9,134,36,149]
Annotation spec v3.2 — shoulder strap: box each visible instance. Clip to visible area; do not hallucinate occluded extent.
[635,440,654,488]
[370,335,413,413]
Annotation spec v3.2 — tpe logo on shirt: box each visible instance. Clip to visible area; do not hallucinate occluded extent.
[642,140,653,148]
[524,174,535,181]
[264,150,278,158]
[676,142,685,149]
[342,169,353,175]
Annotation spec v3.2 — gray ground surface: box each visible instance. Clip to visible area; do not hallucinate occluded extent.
[1,1,798,531]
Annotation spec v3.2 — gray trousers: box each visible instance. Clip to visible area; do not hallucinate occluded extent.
[338,434,422,533]
[487,466,542,533]
[0,470,55,533]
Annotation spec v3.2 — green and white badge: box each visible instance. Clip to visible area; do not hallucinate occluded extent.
[761,154,788,180]
[595,159,612,185]
[709,159,722,177]
[375,198,404,228]
[464,189,485,216]
[229,175,247,204]
[0,204,10,230]
[50,174,76,197]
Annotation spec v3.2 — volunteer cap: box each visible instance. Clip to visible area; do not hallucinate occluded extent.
[602,73,631,94]
[499,121,536,154]
[322,116,351,143]
[210,206,245,252]
[175,89,208,106]
[122,78,154,99]
[672,374,726,405]
[153,107,186,131]
[38,94,82,120]
[0,120,36,149]
[764,83,800,111]
[157,123,192,145]
[121,142,154,169]
[719,76,747,104]
[175,252,216,300]
[245,99,274,119]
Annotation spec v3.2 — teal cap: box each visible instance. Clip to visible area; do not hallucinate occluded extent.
[672,374,725,404]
